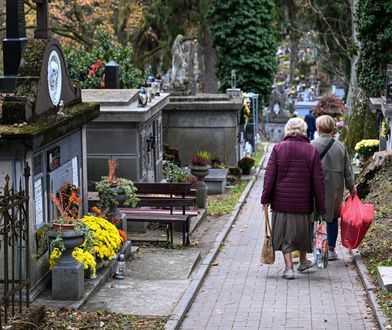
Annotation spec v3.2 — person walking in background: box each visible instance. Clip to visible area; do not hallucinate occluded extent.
[261,118,326,279]
[304,109,316,140]
[312,115,356,260]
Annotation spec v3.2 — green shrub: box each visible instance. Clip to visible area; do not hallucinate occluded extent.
[64,26,143,89]
[163,161,186,183]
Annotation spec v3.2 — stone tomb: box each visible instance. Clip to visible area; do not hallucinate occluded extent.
[82,89,169,184]
[163,93,242,167]
[0,38,99,300]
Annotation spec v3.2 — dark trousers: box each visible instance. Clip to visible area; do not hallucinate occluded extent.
[327,218,339,249]
[306,128,315,140]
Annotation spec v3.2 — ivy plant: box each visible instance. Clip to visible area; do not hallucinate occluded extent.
[207,0,277,100]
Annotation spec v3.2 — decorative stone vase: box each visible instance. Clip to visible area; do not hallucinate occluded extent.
[190,164,210,180]
[48,229,85,300]
[190,164,210,208]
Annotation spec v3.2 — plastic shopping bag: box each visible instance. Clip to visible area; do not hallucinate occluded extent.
[340,194,374,249]
[313,219,328,269]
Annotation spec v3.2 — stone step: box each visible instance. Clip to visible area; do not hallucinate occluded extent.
[34,240,134,309]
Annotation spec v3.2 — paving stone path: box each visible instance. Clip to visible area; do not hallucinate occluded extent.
[181,148,377,330]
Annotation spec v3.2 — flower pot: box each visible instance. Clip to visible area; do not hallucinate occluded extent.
[48,229,85,264]
[190,164,210,181]
[51,223,77,231]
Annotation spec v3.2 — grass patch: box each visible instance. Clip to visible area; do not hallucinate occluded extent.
[42,309,167,329]
[207,180,248,217]
[360,162,392,325]
[253,143,266,166]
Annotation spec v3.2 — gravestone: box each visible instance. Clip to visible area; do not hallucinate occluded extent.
[204,168,229,194]
[377,266,392,292]
[0,1,99,300]
[105,61,120,89]
[0,0,28,92]
[264,88,290,142]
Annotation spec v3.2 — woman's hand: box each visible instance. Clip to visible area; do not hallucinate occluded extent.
[262,204,270,211]
[349,186,357,196]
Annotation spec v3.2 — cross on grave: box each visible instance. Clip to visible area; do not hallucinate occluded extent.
[34,0,51,39]
[0,0,28,92]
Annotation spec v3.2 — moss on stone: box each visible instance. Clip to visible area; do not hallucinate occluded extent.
[15,77,40,104]
[0,102,99,137]
[18,39,48,77]
[1,100,30,124]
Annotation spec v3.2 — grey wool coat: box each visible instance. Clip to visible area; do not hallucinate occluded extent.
[312,135,355,222]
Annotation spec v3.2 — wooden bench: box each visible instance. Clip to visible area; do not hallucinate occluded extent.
[88,183,197,246]
[121,183,197,246]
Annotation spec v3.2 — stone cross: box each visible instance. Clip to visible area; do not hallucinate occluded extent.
[0,0,28,91]
[6,0,26,39]
[34,0,51,39]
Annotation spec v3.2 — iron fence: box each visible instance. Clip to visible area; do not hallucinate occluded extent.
[0,163,30,327]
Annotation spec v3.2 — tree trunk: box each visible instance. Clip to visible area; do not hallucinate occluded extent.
[345,0,359,116]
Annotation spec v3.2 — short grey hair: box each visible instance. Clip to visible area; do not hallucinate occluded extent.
[284,118,307,137]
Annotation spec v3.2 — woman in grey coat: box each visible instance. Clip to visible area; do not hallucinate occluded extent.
[312,115,356,260]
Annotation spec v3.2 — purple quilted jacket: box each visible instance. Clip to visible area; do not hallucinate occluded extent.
[261,134,326,215]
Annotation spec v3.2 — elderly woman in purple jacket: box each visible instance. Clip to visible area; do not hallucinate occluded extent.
[261,118,326,279]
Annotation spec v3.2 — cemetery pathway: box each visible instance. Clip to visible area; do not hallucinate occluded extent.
[180,148,377,330]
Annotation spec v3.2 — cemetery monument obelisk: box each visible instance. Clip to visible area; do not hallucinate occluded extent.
[0,0,28,92]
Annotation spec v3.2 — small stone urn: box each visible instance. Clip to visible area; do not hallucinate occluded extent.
[48,229,85,300]
[190,164,210,208]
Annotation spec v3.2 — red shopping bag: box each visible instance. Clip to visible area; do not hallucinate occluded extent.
[340,194,374,249]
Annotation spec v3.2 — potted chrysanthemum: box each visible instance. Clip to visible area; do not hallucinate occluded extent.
[238,156,255,175]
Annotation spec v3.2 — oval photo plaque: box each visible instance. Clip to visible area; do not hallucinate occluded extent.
[47,50,62,106]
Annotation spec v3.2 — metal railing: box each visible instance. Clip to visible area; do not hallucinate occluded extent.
[0,163,30,327]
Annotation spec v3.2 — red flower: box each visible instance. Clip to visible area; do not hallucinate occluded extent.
[88,70,95,77]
